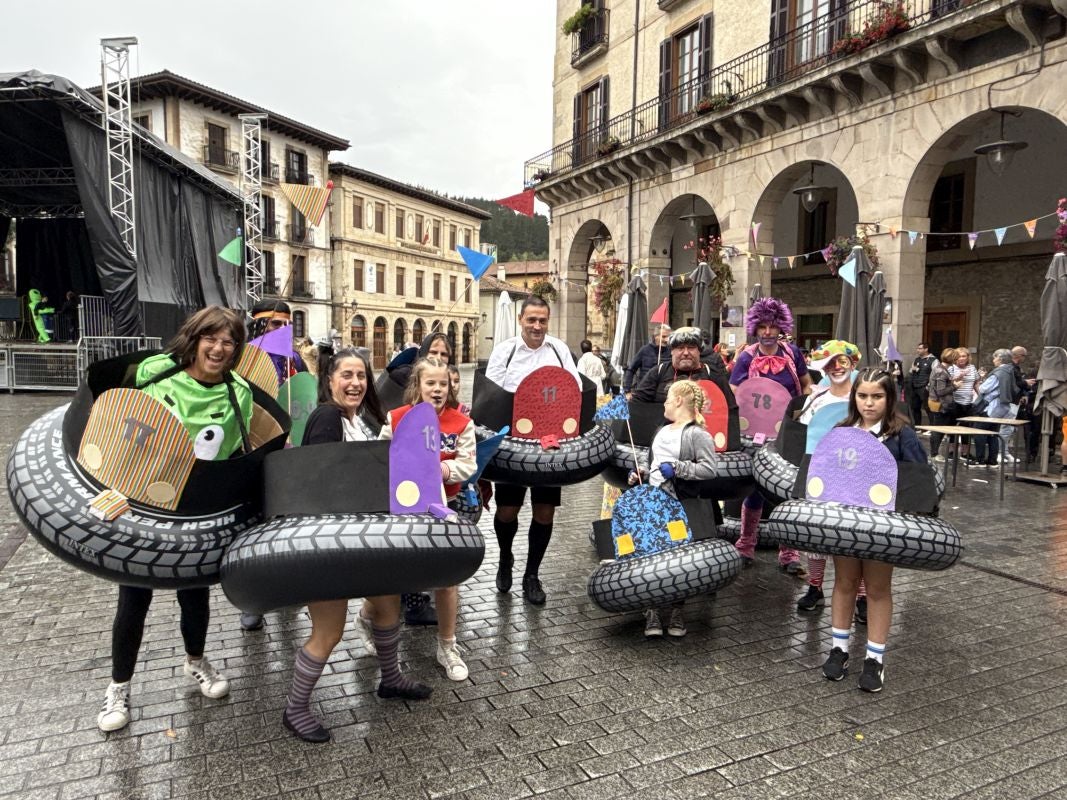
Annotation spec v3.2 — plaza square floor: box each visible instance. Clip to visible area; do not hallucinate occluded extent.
[0,388,1066,800]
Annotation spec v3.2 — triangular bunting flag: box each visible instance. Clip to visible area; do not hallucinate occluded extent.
[889,226,898,239]
[494,189,536,217]
[751,222,762,246]
[787,256,796,269]
[772,257,779,269]
[456,245,495,279]
[280,180,334,227]
[908,231,918,245]
[821,246,833,263]
[650,298,669,325]
[218,235,243,266]
[1024,219,1037,238]
[886,328,902,363]
[967,232,979,249]
[994,226,1007,245]
[839,257,857,287]
[249,324,294,359]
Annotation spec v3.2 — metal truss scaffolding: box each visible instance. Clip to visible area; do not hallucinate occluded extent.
[239,113,266,304]
[99,37,138,258]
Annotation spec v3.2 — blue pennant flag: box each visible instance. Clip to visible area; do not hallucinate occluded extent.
[594,393,630,422]
[456,245,496,280]
[838,256,856,287]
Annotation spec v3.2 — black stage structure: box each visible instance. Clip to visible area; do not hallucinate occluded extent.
[0,70,247,389]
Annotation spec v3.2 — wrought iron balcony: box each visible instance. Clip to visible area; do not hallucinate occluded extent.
[262,218,280,241]
[262,277,280,295]
[288,223,313,246]
[526,0,1002,191]
[571,8,610,68]
[292,280,315,298]
[203,145,240,173]
[285,168,310,185]
[262,161,280,183]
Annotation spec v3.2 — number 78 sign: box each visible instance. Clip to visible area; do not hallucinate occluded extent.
[737,376,792,440]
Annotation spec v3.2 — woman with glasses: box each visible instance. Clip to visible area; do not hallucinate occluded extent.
[281,345,431,743]
[821,368,927,693]
[98,306,252,732]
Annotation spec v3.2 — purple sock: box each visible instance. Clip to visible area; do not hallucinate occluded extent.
[284,647,327,736]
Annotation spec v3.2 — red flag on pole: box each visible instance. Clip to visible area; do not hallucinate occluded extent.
[650,298,669,325]
[494,189,536,217]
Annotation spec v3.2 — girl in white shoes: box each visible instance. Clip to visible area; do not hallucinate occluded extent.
[820,368,928,693]
[377,356,478,682]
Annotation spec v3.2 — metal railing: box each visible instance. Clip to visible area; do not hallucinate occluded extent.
[262,217,280,240]
[292,281,315,298]
[203,145,240,172]
[262,277,280,294]
[285,169,317,185]
[288,223,313,245]
[571,8,610,66]
[526,0,958,184]
[262,161,280,182]
[77,336,163,376]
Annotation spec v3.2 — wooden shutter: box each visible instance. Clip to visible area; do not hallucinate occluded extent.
[698,14,714,96]
[572,92,583,166]
[768,0,788,84]
[658,39,672,131]
[598,76,610,138]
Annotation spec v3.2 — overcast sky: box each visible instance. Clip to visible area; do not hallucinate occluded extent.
[2,1,555,200]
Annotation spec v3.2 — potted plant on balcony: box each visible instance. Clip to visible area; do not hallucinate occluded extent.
[561,4,598,34]
[596,135,621,156]
[532,168,552,182]
[830,1,910,57]
[696,93,736,114]
[592,259,625,318]
[823,233,880,275]
[682,236,736,305]
[529,278,559,302]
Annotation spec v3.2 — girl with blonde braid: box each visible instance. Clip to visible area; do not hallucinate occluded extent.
[628,380,719,638]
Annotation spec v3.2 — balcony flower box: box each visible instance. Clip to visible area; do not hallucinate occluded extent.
[830,1,910,58]
[562,4,598,34]
[532,168,552,182]
[596,135,621,156]
[696,93,736,114]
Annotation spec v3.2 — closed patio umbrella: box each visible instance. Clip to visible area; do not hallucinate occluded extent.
[689,261,715,336]
[619,273,649,371]
[611,290,629,373]
[495,291,516,343]
[834,245,879,368]
[866,270,888,366]
[1034,252,1067,474]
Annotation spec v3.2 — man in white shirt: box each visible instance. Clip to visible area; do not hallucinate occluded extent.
[576,339,607,393]
[485,296,581,605]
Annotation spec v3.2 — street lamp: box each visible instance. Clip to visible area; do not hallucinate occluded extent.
[793,162,828,213]
[974,109,1028,176]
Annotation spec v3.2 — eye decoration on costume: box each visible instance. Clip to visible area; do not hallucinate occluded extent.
[611,484,691,559]
[805,427,897,509]
[193,425,226,461]
[511,366,581,448]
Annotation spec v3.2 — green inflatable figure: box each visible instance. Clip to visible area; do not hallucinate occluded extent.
[28,289,55,343]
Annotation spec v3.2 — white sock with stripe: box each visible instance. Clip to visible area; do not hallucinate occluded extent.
[831,627,850,653]
[866,640,886,663]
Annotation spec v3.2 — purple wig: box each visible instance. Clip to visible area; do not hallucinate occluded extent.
[745,297,794,337]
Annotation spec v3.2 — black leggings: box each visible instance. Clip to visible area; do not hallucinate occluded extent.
[111,585,210,683]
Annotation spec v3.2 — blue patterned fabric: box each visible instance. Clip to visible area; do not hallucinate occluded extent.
[611,484,691,559]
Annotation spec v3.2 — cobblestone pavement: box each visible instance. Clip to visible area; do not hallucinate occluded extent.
[1,389,1066,800]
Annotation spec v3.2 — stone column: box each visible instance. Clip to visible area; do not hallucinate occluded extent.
[872,216,929,355]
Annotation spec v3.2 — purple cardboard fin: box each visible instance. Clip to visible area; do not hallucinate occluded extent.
[389,402,445,515]
[806,427,897,509]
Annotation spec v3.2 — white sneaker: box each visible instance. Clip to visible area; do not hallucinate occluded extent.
[97,681,130,732]
[183,657,229,699]
[355,609,377,656]
[644,609,663,638]
[436,640,469,681]
[932,454,946,463]
[667,607,687,637]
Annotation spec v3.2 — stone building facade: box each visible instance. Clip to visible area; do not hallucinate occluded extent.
[532,0,1067,372]
[126,70,349,341]
[327,164,490,368]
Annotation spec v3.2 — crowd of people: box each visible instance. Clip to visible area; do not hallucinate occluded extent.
[86,292,1048,740]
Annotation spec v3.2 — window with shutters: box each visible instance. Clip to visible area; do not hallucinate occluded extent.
[572,77,608,164]
[374,202,385,233]
[450,276,457,302]
[395,209,404,239]
[463,228,472,248]
[415,214,424,243]
[928,162,973,253]
[376,264,386,294]
[449,225,457,250]
[353,259,364,291]
[396,266,406,296]
[352,195,363,229]
[415,270,424,297]
[768,0,846,84]
[433,219,441,247]
[658,14,712,130]
[433,273,442,300]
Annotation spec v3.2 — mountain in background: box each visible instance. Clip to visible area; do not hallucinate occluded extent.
[455,197,549,262]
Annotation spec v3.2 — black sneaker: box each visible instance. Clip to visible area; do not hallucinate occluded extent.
[239,612,264,631]
[797,585,825,612]
[496,554,514,594]
[858,657,884,693]
[403,593,437,626]
[522,574,546,605]
[822,647,849,681]
[854,597,868,625]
